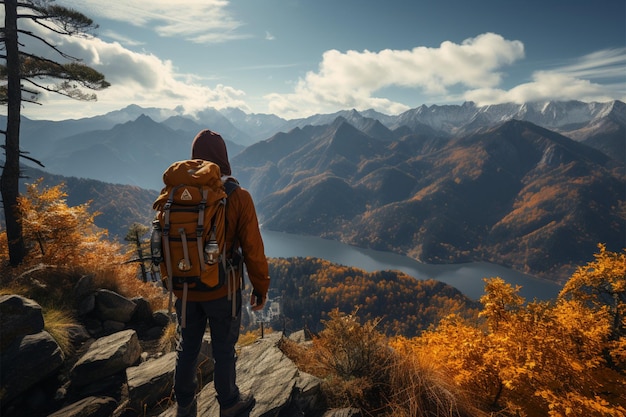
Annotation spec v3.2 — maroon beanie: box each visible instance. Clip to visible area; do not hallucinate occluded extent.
[191,129,231,176]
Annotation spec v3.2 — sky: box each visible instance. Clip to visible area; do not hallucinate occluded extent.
[9,0,626,121]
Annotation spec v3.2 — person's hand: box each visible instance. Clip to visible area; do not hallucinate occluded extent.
[250,292,266,311]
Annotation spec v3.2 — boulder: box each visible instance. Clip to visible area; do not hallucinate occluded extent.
[94,289,137,323]
[0,294,44,350]
[0,330,64,404]
[70,329,142,387]
[130,296,153,323]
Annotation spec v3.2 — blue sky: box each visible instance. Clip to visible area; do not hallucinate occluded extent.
[15,0,626,120]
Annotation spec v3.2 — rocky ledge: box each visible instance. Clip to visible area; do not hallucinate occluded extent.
[0,290,360,417]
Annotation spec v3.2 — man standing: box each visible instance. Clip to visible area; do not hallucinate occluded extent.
[174,129,270,417]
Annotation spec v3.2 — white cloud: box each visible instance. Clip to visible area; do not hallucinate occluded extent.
[266,33,525,118]
[56,0,245,43]
[21,32,250,120]
[101,30,144,47]
[266,35,626,118]
[464,48,626,105]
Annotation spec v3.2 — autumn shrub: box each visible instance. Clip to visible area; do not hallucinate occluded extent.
[280,309,394,413]
[407,269,626,417]
[559,243,626,341]
[280,309,481,416]
[0,179,168,313]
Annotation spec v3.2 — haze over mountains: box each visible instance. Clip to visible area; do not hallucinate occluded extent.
[7,100,625,282]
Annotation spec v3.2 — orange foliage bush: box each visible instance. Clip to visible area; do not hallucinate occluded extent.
[397,263,626,417]
[0,179,166,311]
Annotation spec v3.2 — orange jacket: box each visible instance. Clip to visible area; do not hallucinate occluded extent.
[184,184,270,302]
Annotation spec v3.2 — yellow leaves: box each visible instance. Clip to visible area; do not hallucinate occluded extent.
[14,178,121,271]
[400,250,626,416]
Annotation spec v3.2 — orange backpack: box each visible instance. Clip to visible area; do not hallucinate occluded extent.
[151,160,239,323]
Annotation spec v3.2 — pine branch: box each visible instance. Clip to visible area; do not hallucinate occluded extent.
[17,29,79,61]
[23,77,98,101]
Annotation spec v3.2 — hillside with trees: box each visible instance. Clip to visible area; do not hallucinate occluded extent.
[234,118,625,283]
[267,257,480,337]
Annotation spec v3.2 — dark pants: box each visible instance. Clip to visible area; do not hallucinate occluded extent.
[174,292,242,408]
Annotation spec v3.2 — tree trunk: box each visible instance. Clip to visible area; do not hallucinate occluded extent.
[1,0,27,265]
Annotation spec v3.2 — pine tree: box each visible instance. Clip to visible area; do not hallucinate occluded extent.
[1,0,110,265]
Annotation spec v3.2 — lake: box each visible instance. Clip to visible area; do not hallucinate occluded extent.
[261,229,562,301]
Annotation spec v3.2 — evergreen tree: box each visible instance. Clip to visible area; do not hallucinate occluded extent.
[1,0,110,265]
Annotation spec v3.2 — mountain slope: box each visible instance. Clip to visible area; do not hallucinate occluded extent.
[22,115,243,191]
[235,119,625,282]
[19,166,158,240]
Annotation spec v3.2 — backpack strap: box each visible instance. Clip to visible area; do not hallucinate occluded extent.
[222,178,242,317]
[223,179,241,258]
[161,187,177,322]
[196,188,209,272]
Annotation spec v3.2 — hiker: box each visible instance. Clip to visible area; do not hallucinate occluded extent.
[174,129,270,417]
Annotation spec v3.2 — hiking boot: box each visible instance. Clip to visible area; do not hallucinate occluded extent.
[176,398,197,417]
[220,393,255,417]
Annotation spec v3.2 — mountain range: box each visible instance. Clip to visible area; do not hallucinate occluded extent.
[4,99,625,282]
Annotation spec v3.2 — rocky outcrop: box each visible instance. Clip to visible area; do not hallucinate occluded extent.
[0,295,65,407]
[0,291,344,417]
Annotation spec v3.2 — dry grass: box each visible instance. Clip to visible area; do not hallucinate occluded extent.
[158,322,178,353]
[43,307,77,356]
[386,350,485,417]
[279,309,484,417]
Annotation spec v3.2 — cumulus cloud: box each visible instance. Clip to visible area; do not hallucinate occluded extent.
[266,33,526,118]
[21,28,249,120]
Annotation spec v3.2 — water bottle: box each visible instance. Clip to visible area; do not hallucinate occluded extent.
[150,219,163,264]
[204,227,220,264]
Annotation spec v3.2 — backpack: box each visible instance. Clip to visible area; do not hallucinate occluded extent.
[150,159,240,325]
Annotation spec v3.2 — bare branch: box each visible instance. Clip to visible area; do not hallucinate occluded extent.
[19,151,45,167]
[0,146,45,167]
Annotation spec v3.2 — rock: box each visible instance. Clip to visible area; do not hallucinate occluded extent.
[157,333,319,417]
[47,396,118,417]
[293,371,323,414]
[66,324,92,346]
[127,336,213,413]
[143,326,166,340]
[131,297,153,323]
[0,330,64,404]
[126,352,176,413]
[94,289,137,323]
[71,329,142,388]
[103,320,126,333]
[0,291,336,417]
[73,274,96,300]
[0,294,44,350]
[77,292,96,316]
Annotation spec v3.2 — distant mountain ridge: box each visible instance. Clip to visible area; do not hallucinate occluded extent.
[2,99,623,282]
[232,117,624,283]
